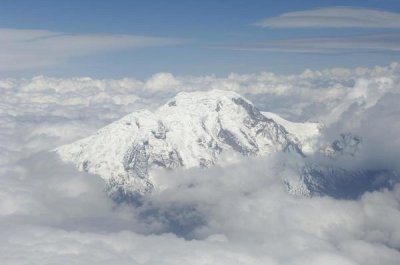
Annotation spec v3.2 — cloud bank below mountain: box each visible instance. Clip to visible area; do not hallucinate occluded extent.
[1,63,400,264]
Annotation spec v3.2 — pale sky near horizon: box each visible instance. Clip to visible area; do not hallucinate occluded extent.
[1,0,400,78]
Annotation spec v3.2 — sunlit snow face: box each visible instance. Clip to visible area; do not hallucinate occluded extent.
[1,64,400,264]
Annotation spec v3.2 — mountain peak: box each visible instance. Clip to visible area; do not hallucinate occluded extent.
[161,89,249,113]
[174,89,244,101]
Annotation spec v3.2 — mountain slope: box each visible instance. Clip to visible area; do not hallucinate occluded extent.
[56,90,306,197]
[262,112,321,153]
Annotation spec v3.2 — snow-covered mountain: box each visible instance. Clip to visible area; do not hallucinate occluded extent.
[56,90,320,198]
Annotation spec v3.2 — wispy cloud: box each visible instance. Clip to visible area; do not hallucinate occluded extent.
[255,7,400,28]
[0,28,184,71]
[230,33,400,54]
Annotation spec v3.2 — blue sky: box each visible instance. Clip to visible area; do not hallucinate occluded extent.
[1,0,400,78]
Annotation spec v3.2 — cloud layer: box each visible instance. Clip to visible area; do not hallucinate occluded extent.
[1,151,400,264]
[231,33,400,53]
[1,63,400,264]
[248,7,400,54]
[0,28,183,71]
[255,7,400,28]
